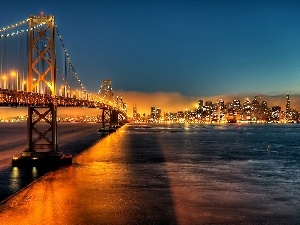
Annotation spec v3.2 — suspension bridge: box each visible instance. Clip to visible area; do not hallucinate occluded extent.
[0,14,128,167]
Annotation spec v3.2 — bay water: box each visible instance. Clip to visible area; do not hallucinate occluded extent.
[1,122,300,224]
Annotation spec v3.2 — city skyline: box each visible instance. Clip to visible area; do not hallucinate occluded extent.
[1,93,297,122]
[132,93,298,123]
[123,92,300,117]
[1,1,300,100]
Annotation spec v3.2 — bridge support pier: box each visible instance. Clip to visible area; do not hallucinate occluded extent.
[12,104,72,167]
[98,108,120,133]
[110,110,119,127]
[118,112,126,126]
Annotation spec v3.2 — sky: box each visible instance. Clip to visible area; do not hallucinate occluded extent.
[1,0,300,115]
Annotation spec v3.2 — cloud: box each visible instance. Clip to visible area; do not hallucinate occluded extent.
[114,91,197,116]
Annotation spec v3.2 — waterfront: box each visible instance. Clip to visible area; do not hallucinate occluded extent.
[1,123,300,224]
[0,122,103,202]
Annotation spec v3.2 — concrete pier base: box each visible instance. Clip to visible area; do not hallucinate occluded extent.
[12,151,72,168]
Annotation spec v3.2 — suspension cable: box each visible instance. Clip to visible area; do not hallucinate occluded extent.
[0,18,29,33]
[55,25,86,94]
[0,22,46,39]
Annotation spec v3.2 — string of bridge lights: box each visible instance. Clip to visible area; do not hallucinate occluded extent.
[0,18,91,100]
[0,18,105,102]
[56,69,99,101]
[56,68,72,92]
[0,22,46,39]
[55,25,87,96]
[36,31,79,100]
[0,18,29,33]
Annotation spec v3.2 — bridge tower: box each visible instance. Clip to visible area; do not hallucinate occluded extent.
[97,80,118,131]
[98,80,115,128]
[28,14,56,95]
[12,14,71,167]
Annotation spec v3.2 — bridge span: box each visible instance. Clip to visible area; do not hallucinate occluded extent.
[0,14,128,167]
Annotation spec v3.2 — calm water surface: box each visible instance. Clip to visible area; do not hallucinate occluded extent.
[125,123,300,224]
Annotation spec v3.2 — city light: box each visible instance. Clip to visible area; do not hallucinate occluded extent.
[1,75,7,89]
[131,94,298,124]
[11,70,18,90]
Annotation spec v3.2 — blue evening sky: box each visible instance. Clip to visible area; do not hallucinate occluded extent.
[1,0,300,97]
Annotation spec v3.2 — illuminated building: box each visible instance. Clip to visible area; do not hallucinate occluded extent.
[260,100,270,122]
[156,108,162,121]
[133,104,137,119]
[150,106,156,120]
[205,101,212,107]
[164,111,170,121]
[232,99,241,113]
[211,103,219,122]
[243,100,252,121]
[226,102,236,122]
[216,99,225,122]
[286,93,291,120]
[252,96,260,121]
[198,99,203,109]
[177,111,184,122]
[201,101,212,122]
[217,99,225,110]
[271,106,281,122]
[125,94,300,124]
[286,93,290,113]
[164,112,178,122]
[261,100,268,110]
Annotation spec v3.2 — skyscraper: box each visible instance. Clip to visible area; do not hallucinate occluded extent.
[156,108,162,120]
[151,106,156,119]
[286,93,290,113]
[198,99,203,109]
[133,105,137,119]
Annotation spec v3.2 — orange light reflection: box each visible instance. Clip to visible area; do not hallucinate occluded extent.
[0,128,131,224]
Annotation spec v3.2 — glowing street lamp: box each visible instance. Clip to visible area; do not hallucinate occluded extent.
[2,75,7,89]
[11,71,18,90]
[59,86,63,96]
[32,78,38,93]
[22,80,27,91]
[59,85,67,97]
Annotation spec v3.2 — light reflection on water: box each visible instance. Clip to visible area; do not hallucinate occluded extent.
[32,167,38,179]
[10,167,20,191]
[0,125,177,224]
[8,166,46,197]
[1,123,300,224]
